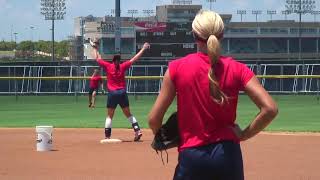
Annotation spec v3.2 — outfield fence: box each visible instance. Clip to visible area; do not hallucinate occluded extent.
[0,64,320,94]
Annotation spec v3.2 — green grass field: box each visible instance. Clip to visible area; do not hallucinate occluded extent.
[0,95,319,132]
[0,51,14,55]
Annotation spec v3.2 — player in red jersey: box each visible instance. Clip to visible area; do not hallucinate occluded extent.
[91,39,150,141]
[88,69,104,108]
[148,10,278,180]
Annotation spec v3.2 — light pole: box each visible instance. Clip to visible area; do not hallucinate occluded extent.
[252,10,262,54]
[286,0,316,91]
[128,9,138,21]
[237,10,246,22]
[40,0,66,61]
[30,26,35,59]
[30,26,34,42]
[115,0,121,54]
[13,32,18,50]
[111,9,121,16]
[282,10,291,20]
[10,25,13,42]
[286,0,315,60]
[206,0,216,10]
[267,10,276,22]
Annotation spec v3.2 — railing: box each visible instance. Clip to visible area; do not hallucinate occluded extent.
[0,64,320,94]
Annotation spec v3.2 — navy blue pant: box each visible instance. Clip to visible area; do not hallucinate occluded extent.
[173,141,244,180]
[107,89,129,108]
[88,88,99,95]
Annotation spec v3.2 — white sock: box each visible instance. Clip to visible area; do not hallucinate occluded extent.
[105,116,112,128]
[128,116,137,124]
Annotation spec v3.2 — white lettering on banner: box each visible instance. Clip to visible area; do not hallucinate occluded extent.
[145,22,158,28]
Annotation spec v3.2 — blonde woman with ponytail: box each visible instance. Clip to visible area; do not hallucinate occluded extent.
[149,10,278,180]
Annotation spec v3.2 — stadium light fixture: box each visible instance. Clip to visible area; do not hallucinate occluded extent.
[128,9,138,20]
[143,10,154,17]
[252,10,262,23]
[143,10,154,21]
[172,0,193,5]
[311,10,320,22]
[282,10,291,20]
[206,0,216,10]
[40,0,66,61]
[237,10,246,22]
[267,10,277,22]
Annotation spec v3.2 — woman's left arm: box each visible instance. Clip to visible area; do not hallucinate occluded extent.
[233,77,278,141]
[129,42,150,64]
[148,70,176,134]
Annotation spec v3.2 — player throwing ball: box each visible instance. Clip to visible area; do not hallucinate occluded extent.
[91,39,150,142]
[88,69,104,108]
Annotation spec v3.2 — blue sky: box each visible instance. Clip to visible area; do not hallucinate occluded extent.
[0,0,319,42]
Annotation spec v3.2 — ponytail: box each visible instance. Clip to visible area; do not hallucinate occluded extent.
[207,35,228,104]
[112,55,121,73]
[192,10,227,104]
[115,63,120,72]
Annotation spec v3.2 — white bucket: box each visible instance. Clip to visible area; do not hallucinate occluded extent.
[36,126,53,151]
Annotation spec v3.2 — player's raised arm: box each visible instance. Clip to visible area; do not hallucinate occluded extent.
[129,42,150,64]
[90,38,102,60]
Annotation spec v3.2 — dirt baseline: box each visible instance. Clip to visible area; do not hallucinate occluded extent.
[0,128,319,180]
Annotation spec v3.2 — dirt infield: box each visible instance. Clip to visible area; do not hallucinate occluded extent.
[0,128,319,180]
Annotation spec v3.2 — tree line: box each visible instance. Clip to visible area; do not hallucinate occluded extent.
[0,40,69,60]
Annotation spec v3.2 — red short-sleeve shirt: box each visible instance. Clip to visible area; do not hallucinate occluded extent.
[97,59,132,91]
[89,75,102,89]
[169,52,255,151]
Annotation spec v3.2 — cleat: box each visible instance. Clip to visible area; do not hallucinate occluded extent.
[134,131,142,142]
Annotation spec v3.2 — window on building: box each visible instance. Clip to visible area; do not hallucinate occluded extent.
[260,38,287,53]
[153,32,164,36]
[183,43,195,49]
[230,38,258,53]
[170,32,177,36]
[161,52,173,57]
[260,28,288,34]
[301,38,317,52]
[137,44,143,49]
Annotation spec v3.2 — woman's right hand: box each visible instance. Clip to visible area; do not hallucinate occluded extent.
[231,124,246,141]
[90,38,100,49]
